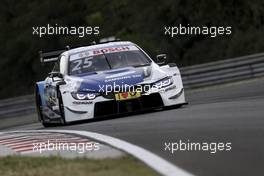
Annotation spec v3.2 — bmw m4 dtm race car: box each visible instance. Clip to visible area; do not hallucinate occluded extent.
[35,41,187,127]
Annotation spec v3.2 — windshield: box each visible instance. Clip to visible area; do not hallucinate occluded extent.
[68,47,151,75]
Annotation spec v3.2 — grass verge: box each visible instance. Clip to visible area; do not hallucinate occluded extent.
[0,156,158,176]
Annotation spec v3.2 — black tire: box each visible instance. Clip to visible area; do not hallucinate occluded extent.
[57,89,66,125]
[35,87,53,127]
[42,121,54,128]
[35,87,42,121]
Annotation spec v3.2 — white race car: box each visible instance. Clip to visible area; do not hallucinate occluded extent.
[35,41,187,127]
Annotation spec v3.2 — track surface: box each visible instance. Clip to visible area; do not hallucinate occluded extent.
[3,78,264,176]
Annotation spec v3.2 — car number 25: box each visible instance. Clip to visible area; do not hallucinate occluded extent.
[72,58,93,72]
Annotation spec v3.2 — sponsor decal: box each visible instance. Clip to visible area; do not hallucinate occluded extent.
[115,91,141,101]
[105,74,141,83]
[93,46,131,55]
[70,45,138,61]
[73,101,93,105]
[105,71,137,79]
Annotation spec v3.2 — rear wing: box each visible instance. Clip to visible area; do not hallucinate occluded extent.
[39,38,122,64]
[39,49,66,64]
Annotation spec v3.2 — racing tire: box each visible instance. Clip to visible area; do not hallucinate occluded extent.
[35,87,54,127]
[57,89,66,125]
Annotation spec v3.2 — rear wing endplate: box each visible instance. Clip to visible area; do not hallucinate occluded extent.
[39,49,66,64]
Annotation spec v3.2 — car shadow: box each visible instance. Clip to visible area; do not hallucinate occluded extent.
[47,104,187,128]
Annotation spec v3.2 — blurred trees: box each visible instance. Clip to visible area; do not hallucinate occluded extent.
[0,0,264,98]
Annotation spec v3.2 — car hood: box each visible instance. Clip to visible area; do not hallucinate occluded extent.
[68,65,167,92]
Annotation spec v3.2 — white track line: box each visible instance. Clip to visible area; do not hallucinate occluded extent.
[0,130,194,176]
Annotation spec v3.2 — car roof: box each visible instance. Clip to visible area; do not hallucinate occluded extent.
[63,41,135,56]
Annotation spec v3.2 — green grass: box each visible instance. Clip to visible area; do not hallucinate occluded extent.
[0,156,159,176]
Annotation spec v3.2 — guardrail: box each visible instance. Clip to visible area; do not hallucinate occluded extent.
[180,52,264,88]
[0,95,35,118]
[1,52,264,120]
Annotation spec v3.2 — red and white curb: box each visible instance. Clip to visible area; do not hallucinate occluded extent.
[0,132,90,154]
[0,130,194,176]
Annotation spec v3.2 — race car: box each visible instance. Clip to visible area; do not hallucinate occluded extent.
[35,41,187,127]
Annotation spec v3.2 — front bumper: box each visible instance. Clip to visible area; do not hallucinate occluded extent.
[94,93,164,117]
[62,83,186,122]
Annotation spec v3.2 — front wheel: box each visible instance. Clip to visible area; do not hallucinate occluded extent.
[57,89,67,125]
[35,87,53,127]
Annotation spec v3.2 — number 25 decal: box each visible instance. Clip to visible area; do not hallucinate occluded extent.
[72,58,92,72]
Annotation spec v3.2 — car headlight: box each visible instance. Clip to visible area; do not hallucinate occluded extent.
[71,92,99,100]
[152,77,173,89]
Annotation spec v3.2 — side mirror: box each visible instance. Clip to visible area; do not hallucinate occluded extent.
[49,72,64,79]
[156,54,167,65]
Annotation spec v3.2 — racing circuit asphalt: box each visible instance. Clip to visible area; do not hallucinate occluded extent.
[2,78,264,176]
